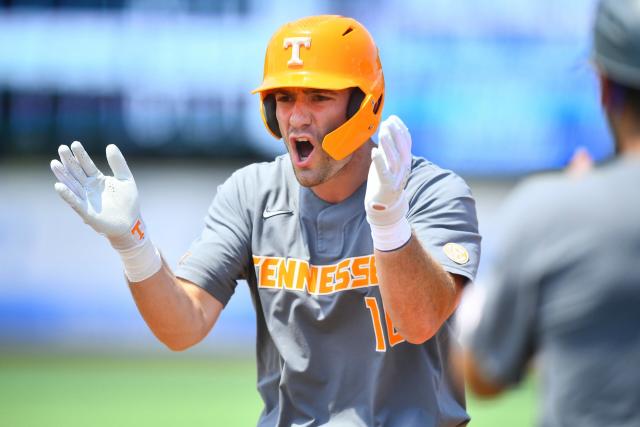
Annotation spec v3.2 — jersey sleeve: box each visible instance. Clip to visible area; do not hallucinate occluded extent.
[406,161,481,283]
[467,180,544,386]
[174,169,253,306]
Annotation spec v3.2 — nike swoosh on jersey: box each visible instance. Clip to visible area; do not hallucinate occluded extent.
[262,209,294,219]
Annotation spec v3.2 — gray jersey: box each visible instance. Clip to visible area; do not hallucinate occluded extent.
[176,154,480,427]
[470,158,640,427]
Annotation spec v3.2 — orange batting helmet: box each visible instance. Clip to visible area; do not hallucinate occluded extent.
[252,15,385,160]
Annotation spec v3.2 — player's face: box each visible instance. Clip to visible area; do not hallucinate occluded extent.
[274,87,353,188]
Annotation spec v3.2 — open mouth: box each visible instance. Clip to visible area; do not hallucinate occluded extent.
[295,139,314,162]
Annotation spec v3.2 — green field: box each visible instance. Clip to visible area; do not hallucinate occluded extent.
[0,354,536,426]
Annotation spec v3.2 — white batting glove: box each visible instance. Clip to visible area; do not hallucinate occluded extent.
[50,141,162,282]
[365,115,413,251]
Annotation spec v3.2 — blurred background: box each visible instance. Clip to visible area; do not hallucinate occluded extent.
[0,0,609,425]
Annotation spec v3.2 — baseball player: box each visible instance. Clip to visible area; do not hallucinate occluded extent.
[459,1,640,426]
[51,16,481,426]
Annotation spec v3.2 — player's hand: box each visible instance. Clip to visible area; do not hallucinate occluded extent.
[365,115,413,251]
[50,141,144,251]
[365,115,412,226]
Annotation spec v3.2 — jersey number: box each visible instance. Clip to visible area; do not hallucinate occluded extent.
[364,297,405,352]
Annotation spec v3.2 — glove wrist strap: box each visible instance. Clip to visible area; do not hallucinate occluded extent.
[116,237,163,283]
[370,217,412,252]
[108,218,162,282]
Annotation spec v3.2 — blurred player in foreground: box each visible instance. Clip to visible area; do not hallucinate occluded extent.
[459,1,640,426]
[51,15,481,426]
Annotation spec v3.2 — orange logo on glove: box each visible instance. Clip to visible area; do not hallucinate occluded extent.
[130,219,145,240]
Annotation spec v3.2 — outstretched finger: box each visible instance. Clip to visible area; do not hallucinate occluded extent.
[371,146,389,179]
[387,116,412,168]
[379,124,400,175]
[50,159,85,199]
[71,141,100,177]
[54,182,87,218]
[58,145,89,185]
[106,144,133,180]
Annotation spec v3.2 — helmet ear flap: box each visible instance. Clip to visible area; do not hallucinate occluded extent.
[347,88,365,119]
[263,94,282,138]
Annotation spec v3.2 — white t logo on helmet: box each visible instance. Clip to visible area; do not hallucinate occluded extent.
[283,37,311,67]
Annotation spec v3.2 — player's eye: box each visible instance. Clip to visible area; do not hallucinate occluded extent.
[311,94,331,102]
[275,94,293,103]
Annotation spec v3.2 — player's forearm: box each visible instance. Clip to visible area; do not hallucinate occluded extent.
[128,261,216,351]
[375,234,460,344]
[363,115,460,343]
[50,142,203,349]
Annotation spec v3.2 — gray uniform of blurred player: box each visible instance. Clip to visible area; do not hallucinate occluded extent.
[51,15,480,427]
[462,1,640,426]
